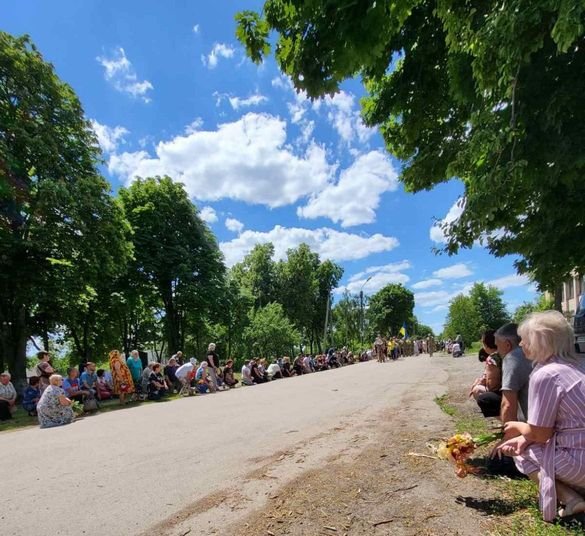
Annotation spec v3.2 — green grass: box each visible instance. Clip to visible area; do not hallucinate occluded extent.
[467,340,482,354]
[434,393,457,416]
[0,391,189,432]
[437,391,585,536]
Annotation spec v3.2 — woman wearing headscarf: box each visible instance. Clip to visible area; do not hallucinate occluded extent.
[108,350,135,405]
[497,311,585,521]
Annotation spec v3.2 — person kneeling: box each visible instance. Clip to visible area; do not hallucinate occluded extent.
[147,364,168,400]
[222,360,239,388]
[195,362,215,393]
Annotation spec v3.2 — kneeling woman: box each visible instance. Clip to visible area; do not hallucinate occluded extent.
[147,363,168,400]
[37,374,75,429]
[497,311,585,521]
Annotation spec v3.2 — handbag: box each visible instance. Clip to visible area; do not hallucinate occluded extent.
[83,397,98,412]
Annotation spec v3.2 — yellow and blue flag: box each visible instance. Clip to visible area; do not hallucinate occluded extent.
[398,323,407,338]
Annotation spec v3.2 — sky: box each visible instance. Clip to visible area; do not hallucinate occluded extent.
[4,0,538,334]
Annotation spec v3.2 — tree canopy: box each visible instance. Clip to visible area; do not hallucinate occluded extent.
[0,33,131,382]
[366,283,414,338]
[236,1,585,291]
[443,282,511,343]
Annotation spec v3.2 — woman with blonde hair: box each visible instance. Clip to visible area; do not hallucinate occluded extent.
[36,375,75,429]
[108,350,135,405]
[497,311,585,521]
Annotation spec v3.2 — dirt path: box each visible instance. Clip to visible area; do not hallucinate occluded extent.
[149,354,498,536]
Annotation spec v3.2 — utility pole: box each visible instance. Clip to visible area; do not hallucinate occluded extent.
[323,288,331,349]
[359,276,373,347]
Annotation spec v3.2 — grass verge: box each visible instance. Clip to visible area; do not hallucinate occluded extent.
[436,391,585,536]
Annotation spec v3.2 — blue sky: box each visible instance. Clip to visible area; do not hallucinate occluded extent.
[5,0,537,334]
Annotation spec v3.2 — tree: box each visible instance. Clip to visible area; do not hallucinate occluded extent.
[415,324,435,338]
[444,295,482,345]
[236,2,585,292]
[469,283,510,333]
[331,291,361,349]
[513,294,555,323]
[366,284,414,338]
[244,302,299,359]
[313,259,343,350]
[119,177,225,356]
[0,32,131,382]
[230,243,278,309]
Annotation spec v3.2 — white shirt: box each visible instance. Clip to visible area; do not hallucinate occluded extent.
[267,363,281,378]
[242,364,252,381]
[175,363,194,380]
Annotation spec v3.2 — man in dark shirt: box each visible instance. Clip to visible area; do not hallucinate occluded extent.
[164,357,181,393]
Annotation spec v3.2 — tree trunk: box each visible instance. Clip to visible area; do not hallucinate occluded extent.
[163,296,181,355]
[554,284,563,313]
[0,305,28,391]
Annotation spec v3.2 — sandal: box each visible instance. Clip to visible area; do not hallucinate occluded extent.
[559,499,585,518]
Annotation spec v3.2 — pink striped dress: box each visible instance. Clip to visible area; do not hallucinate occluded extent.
[515,357,585,521]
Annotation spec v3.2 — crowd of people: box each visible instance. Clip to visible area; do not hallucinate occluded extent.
[0,343,399,429]
[467,312,585,523]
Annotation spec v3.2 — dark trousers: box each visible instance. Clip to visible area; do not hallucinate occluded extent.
[0,400,13,421]
[477,391,502,418]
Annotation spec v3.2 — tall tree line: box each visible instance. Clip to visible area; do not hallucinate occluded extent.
[0,33,348,382]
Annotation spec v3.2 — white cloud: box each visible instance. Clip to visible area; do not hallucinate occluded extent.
[225,217,244,234]
[90,120,129,153]
[220,225,399,267]
[271,75,291,90]
[297,150,399,227]
[430,198,466,243]
[433,263,473,279]
[199,206,217,224]
[412,278,443,290]
[414,290,452,308]
[228,94,267,110]
[214,92,268,110]
[429,304,449,313]
[348,261,412,283]
[96,48,153,102]
[338,261,412,295]
[323,91,375,144]
[487,273,531,290]
[185,117,204,134]
[202,43,235,69]
[192,24,200,34]
[108,113,333,208]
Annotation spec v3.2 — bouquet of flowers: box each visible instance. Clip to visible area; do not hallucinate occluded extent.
[70,400,83,416]
[436,431,503,477]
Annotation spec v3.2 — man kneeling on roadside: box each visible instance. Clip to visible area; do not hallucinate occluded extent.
[477,323,532,423]
[478,323,533,475]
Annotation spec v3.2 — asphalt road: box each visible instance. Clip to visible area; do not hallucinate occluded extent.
[0,356,450,536]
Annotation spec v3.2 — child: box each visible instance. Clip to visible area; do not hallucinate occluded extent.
[96,369,113,400]
[22,376,41,416]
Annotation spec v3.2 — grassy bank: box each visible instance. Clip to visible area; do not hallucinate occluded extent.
[435,392,585,536]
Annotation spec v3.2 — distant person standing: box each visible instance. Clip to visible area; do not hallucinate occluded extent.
[455,333,464,352]
[35,351,54,392]
[427,336,435,357]
[206,343,220,391]
[126,350,143,388]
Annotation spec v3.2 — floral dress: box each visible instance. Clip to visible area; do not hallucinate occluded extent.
[37,385,74,429]
[109,355,135,395]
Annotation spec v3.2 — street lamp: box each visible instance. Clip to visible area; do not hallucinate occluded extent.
[359,276,373,347]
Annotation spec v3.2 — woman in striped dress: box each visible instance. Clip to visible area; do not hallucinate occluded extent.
[498,311,585,521]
